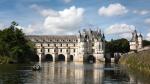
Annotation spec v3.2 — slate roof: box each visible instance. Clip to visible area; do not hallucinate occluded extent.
[26,35,78,43]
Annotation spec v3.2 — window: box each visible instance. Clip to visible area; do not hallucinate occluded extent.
[66,49,68,52]
[74,44,75,47]
[60,49,62,52]
[66,44,68,47]
[41,44,43,46]
[41,49,42,52]
[92,43,94,47]
[92,38,94,41]
[48,44,49,46]
[74,49,75,52]
[60,44,62,47]
[54,44,56,47]
[48,49,49,52]
[92,49,95,53]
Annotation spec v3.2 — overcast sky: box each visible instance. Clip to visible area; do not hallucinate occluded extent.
[0,0,150,40]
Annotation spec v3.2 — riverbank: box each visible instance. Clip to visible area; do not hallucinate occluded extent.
[0,56,14,64]
[120,50,150,76]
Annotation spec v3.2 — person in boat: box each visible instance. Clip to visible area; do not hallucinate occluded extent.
[32,64,41,71]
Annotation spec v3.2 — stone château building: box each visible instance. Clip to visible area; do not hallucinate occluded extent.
[130,30,143,51]
[27,29,105,63]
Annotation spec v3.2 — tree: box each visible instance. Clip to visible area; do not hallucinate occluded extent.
[106,38,130,53]
[0,21,36,63]
[143,40,150,47]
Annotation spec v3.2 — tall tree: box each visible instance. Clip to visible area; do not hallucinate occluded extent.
[0,21,36,63]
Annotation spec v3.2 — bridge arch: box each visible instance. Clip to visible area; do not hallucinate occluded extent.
[45,54,53,61]
[87,55,96,63]
[69,55,73,61]
[57,54,65,61]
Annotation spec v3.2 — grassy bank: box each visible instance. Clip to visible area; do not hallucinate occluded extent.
[120,50,150,75]
[0,56,14,64]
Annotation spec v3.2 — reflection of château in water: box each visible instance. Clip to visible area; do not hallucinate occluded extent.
[27,29,105,63]
[32,63,131,84]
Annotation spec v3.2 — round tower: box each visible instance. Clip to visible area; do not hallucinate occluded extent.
[138,33,143,49]
[130,30,138,51]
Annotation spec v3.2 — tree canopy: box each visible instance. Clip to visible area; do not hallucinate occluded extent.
[0,21,36,63]
[105,38,130,53]
[143,40,150,47]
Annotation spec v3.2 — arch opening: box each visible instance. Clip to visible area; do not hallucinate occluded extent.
[58,54,65,61]
[69,55,73,61]
[45,54,53,61]
[87,55,96,63]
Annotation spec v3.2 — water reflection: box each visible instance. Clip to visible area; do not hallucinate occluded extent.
[0,62,150,84]
[31,62,132,84]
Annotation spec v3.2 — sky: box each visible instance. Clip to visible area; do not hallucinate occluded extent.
[0,0,150,40]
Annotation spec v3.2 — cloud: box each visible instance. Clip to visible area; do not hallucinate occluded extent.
[23,5,84,35]
[64,0,73,3]
[119,33,132,39]
[133,10,149,15]
[146,33,150,41]
[105,24,135,35]
[0,23,3,29]
[98,3,128,16]
[145,18,150,25]
[30,4,58,17]
[16,23,46,35]
[43,6,84,34]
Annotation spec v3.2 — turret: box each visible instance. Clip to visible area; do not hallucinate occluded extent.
[130,29,143,51]
[130,30,138,51]
[138,33,143,49]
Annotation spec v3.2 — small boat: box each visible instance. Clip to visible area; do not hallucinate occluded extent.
[32,65,41,71]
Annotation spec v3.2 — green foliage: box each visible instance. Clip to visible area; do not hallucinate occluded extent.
[106,38,130,53]
[143,40,150,47]
[0,21,36,64]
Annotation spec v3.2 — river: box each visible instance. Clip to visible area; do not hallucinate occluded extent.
[0,62,149,84]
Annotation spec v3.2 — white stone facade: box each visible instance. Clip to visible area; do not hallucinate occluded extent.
[27,29,105,63]
[130,30,143,51]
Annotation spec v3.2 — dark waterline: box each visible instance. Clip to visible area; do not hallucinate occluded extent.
[0,62,149,84]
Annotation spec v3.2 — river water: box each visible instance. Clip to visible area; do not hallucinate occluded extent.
[0,62,149,84]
